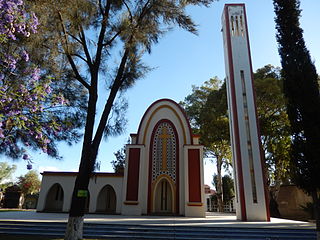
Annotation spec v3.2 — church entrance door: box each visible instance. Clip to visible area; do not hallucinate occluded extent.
[154,178,173,213]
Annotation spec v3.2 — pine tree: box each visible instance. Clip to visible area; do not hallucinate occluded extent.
[26,1,215,239]
[274,0,320,237]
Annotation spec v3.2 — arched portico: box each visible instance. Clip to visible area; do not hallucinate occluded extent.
[96,184,116,213]
[44,183,64,211]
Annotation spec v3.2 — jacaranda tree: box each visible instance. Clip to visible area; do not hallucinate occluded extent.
[0,0,85,163]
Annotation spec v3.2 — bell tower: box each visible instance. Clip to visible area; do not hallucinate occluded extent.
[222,4,270,221]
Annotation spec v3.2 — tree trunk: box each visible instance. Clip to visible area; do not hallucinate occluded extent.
[269,174,281,218]
[64,216,84,240]
[64,144,95,240]
[64,85,97,239]
[311,191,320,240]
[216,156,224,212]
[63,47,129,240]
[273,174,282,200]
[269,191,281,218]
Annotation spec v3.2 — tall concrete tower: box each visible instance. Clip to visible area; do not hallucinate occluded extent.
[222,4,270,221]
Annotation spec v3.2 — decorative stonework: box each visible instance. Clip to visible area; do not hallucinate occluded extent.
[152,122,176,183]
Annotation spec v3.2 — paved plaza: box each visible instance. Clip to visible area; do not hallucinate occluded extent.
[0,210,315,229]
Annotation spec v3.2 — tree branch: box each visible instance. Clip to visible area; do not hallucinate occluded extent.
[71,53,88,64]
[102,31,121,47]
[98,0,104,15]
[79,26,93,64]
[94,0,111,71]
[57,11,90,90]
[92,48,129,154]
[57,11,70,53]
[66,55,90,90]
[122,0,133,23]
[67,32,82,44]
[137,0,152,23]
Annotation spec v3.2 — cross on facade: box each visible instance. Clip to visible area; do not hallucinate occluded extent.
[159,126,171,171]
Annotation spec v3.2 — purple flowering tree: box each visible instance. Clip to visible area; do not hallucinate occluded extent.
[0,0,85,163]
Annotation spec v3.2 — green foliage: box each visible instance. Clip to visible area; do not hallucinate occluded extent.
[17,170,41,195]
[274,0,320,232]
[222,174,235,202]
[25,1,216,232]
[182,65,293,208]
[111,145,126,173]
[181,77,230,212]
[0,162,16,184]
[180,78,221,129]
[25,0,217,163]
[0,0,86,160]
[212,174,235,203]
[274,0,320,195]
[199,81,231,165]
[180,77,231,162]
[253,65,291,186]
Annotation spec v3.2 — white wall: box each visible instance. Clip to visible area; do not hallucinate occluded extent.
[37,173,123,214]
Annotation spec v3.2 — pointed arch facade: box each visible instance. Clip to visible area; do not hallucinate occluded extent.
[148,120,179,214]
[122,99,205,217]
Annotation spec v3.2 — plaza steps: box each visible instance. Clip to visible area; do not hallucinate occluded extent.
[0,220,316,239]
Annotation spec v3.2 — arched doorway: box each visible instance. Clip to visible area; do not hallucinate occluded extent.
[96,185,116,213]
[154,178,173,213]
[44,183,64,212]
[148,120,179,215]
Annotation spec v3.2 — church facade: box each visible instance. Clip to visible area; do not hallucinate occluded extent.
[37,99,205,217]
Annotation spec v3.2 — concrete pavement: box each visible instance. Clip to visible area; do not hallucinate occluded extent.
[0,210,315,230]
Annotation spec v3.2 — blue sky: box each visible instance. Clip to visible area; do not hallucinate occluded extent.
[2,0,320,189]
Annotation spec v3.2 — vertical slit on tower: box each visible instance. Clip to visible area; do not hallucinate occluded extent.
[231,16,235,36]
[240,15,244,36]
[240,70,258,203]
[226,78,239,203]
[235,16,239,36]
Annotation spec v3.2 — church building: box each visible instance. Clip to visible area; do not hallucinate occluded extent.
[37,99,206,217]
[37,3,270,221]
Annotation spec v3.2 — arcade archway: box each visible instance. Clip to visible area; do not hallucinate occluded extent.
[96,185,116,213]
[44,183,64,211]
